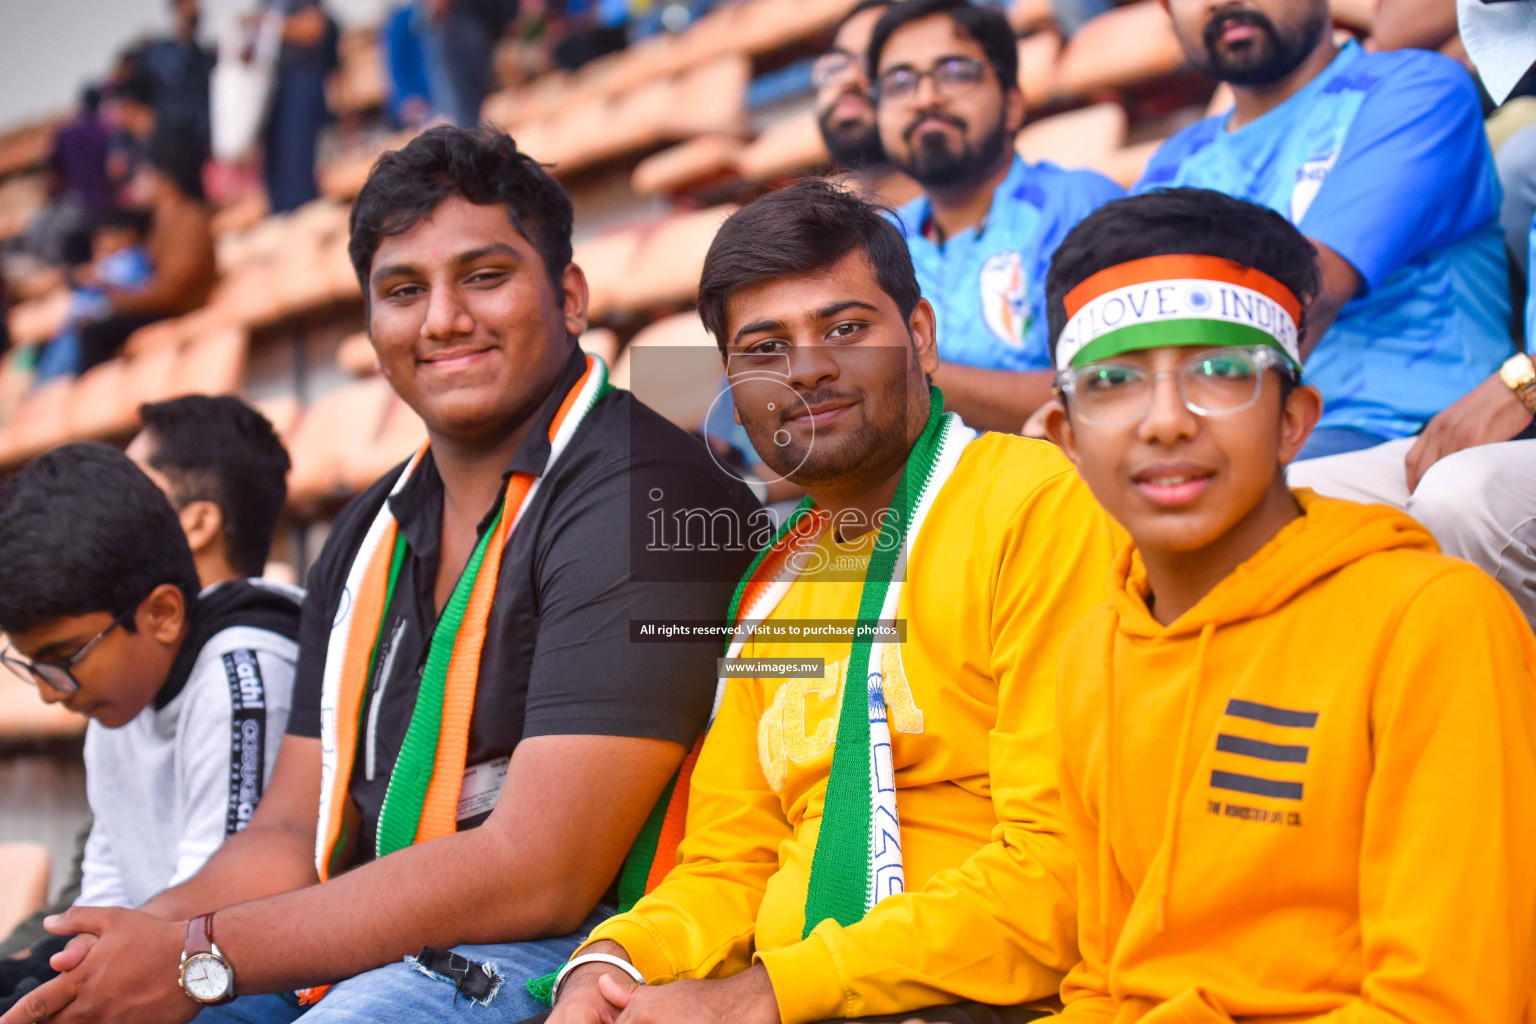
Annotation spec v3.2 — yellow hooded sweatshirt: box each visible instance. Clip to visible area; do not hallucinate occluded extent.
[1056,491,1536,1023]
[583,434,1120,1023]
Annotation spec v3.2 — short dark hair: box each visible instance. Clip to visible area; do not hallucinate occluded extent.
[1045,188,1320,361]
[145,128,206,202]
[867,0,1019,92]
[697,179,922,346]
[349,126,574,298]
[0,444,200,635]
[139,396,291,579]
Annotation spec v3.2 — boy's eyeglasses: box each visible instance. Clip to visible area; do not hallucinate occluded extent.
[874,57,987,104]
[0,604,139,696]
[812,50,862,89]
[1055,346,1295,426]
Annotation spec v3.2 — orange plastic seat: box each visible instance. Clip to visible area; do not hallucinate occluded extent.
[0,671,86,743]
[663,55,750,140]
[1016,102,1128,170]
[124,341,185,410]
[67,358,138,441]
[738,110,831,183]
[1,377,73,464]
[287,377,393,504]
[573,228,645,322]
[252,395,303,444]
[612,312,722,433]
[632,135,747,197]
[0,843,52,937]
[578,328,621,368]
[7,289,69,347]
[336,332,378,376]
[1056,1,1186,97]
[173,327,248,397]
[614,206,738,314]
[342,394,427,494]
[1017,31,1063,110]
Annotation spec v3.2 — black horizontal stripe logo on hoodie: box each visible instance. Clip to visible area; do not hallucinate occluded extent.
[1211,699,1317,802]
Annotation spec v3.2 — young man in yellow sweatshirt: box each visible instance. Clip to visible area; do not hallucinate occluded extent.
[1042,187,1536,1023]
[538,181,1120,1024]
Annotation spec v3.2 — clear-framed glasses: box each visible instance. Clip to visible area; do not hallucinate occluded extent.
[874,56,987,104]
[0,604,138,695]
[812,49,862,89]
[1055,346,1295,426]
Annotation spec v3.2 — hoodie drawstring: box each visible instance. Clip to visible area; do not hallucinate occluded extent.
[1154,621,1214,932]
[1098,613,1118,951]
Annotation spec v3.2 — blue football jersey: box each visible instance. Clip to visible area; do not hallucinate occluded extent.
[1138,41,1511,439]
[893,154,1123,373]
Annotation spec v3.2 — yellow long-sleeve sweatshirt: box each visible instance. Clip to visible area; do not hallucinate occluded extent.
[1056,491,1536,1023]
[584,434,1121,1023]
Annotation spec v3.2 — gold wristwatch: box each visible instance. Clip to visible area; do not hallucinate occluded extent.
[1500,353,1536,415]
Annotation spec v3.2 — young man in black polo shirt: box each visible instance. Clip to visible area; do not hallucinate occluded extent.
[5,126,759,1024]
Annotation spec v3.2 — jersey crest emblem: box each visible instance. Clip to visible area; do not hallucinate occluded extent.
[979,250,1031,349]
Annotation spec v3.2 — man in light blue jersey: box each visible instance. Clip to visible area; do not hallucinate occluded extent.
[871,0,1123,432]
[1137,0,1511,460]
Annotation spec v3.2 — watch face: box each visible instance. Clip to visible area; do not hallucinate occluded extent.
[181,953,232,1003]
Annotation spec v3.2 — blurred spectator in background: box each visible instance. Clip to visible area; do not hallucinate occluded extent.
[1140,0,1509,461]
[49,87,113,219]
[873,0,1123,432]
[73,131,215,374]
[34,207,154,383]
[417,0,518,127]
[815,1,896,189]
[262,0,338,212]
[128,0,216,162]
[383,3,436,129]
[547,0,631,72]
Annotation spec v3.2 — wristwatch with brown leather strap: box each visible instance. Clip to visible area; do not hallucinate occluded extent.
[178,913,237,1005]
[1500,353,1536,415]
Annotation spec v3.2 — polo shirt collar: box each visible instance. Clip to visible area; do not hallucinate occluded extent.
[387,344,589,563]
[905,153,1031,247]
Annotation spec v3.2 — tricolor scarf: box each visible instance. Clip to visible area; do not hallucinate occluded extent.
[301,354,608,1003]
[1055,254,1304,371]
[533,390,973,1005]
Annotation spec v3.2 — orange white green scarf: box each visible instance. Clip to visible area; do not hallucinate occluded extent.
[314,353,610,879]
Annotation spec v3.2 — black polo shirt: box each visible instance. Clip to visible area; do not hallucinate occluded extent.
[287,348,760,863]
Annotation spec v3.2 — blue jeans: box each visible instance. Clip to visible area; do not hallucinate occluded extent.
[1294,426,1391,462]
[194,904,614,1023]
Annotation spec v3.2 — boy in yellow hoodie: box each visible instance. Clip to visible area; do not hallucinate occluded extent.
[538,182,1120,1024]
[1041,187,1536,1023]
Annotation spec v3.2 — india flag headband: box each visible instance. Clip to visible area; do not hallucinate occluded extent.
[1056,254,1303,371]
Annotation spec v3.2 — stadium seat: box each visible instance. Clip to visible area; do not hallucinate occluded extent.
[579,327,621,367]
[664,55,751,139]
[0,377,72,464]
[0,175,48,244]
[336,332,378,376]
[173,327,248,396]
[0,843,51,937]
[0,671,86,742]
[7,288,69,348]
[612,312,722,433]
[738,111,831,183]
[1017,31,1063,110]
[614,206,738,313]
[1016,101,1127,170]
[1055,1,1186,98]
[252,395,303,444]
[287,376,394,504]
[341,394,428,493]
[632,135,747,197]
[125,341,188,410]
[66,358,138,440]
[732,0,861,56]
[573,228,645,322]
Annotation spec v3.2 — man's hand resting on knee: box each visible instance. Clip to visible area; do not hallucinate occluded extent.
[547,940,782,1024]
